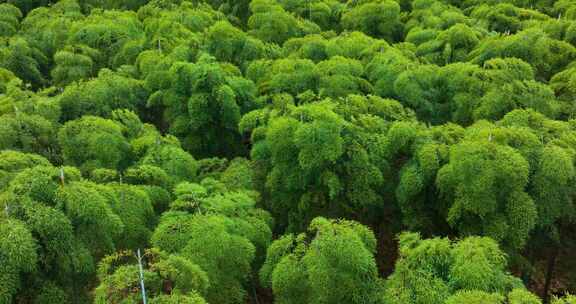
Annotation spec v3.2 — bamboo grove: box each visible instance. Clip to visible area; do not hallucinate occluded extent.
[0,0,575,303]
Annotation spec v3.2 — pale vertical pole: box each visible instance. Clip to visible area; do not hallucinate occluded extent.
[60,167,65,186]
[137,249,148,304]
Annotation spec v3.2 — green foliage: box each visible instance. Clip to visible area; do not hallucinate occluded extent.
[0,112,59,160]
[509,289,543,304]
[140,144,198,185]
[471,3,549,34]
[0,219,37,303]
[205,21,265,68]
[394,123,463,233]
[260,217,382,304]
[58,69,148,121]
[437,139,537,249]
[95,248,209,304]
[0,37,48,88]
[470,28,576,79]
[0,159,168,301]
[68,10,144,68]
[0,150,50,190]
[0,4,22,38]
[220,158,255,191]
[152,213,256,304]
[6,0,52,14]
[33,283,70,304]
[444,290,504,304]
[152,178,272,304]
[277,0,343,30]
[104,184,156,250]
[51,45,99,87]
[247,96,415,229]
[317,55,372,98]
[408,24,485,65]
[247,58,320,97]
[553,294,576,304]
[55,181,124,257]
[1,0,576,302]
[148,54,257,157]
[384,232,532,304]
[248,0,320,45]
[342,0,403,42]
[59,116,133,172]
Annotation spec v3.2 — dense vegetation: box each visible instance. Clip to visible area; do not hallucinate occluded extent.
[0,0,575,303]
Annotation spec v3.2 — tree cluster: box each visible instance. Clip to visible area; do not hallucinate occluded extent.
[0,0,576,303]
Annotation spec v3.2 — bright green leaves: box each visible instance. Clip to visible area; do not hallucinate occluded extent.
[393,64,445,124]
[499,110,576,234]
[366,48,414,98]
[147,294,207,304]
[1,0,576,302]
[152,177,272,304]
[58,69,147,121]
[261,217,382,304]
[471,3,549,34]
[387,57,562,125]
[140,2,220,56]
[94,249,209,304]
[151,54,257,157]
[444,289,543,304]
[0,150,49,191]
[342,0,403,42]
[59,116,132,172]
[56,181,123,257]
[0,111,59,160]
[0,37,48,88]
[408,24,485,65]
[449,237,513,291]
[249,49,378,101]
[384,233,533,304]
[179,214,256,304]
[248,58,319,97]
[324,31,387,60]
[277,0,344,30]
[317,56,371,98]
[533,146,575,228]
[257,102,346,226]
[394,124,461,233]
[470,28,576,80]
[550,66,576,117]
[407,0,471,31]
[0,4,22,38]
[444,291,504,304]
[205,21,265,68]
[474,80,560,121]
[437,139,536,249]
[51,45,99,87]
[508,289,544,304]
[248,0,320,45]
[290,103,345,169]
[0,219,37,303]
[553,294,576,304]
[152,212,257,304]
[250,97,413,229]
[1,160,163,302]
[140,144,199,186]
[68,10,144,68]
[105,184,155,250]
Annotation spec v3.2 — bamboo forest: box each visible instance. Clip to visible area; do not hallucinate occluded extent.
[0,0,575,303]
